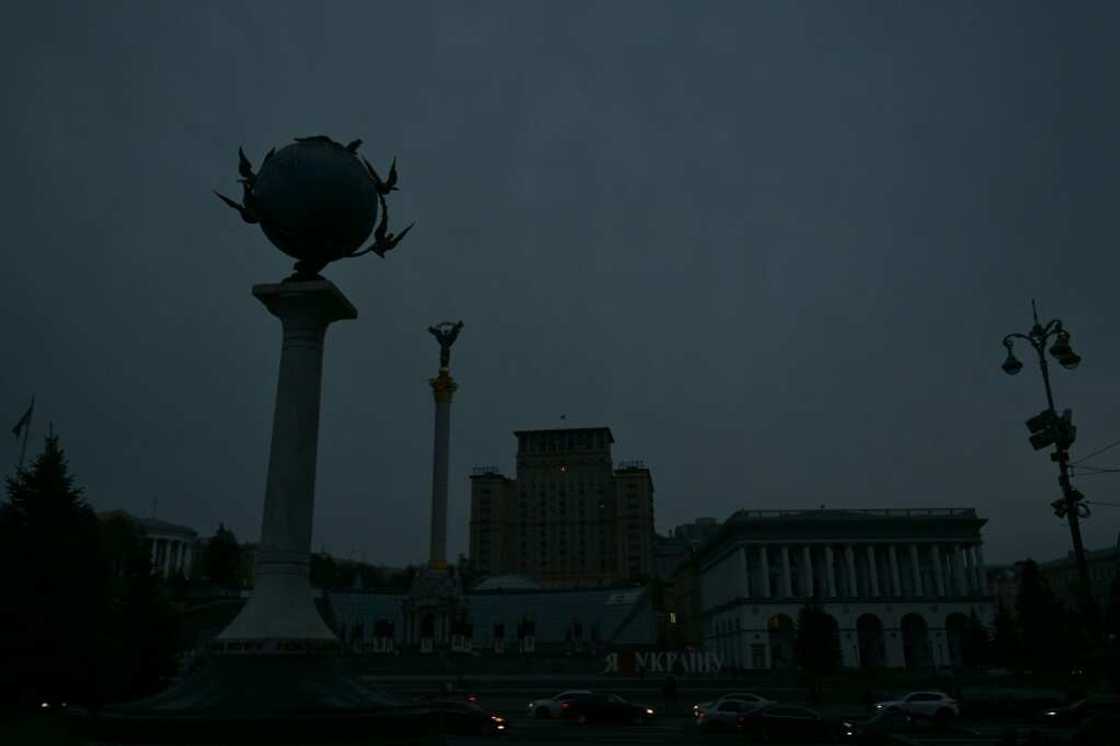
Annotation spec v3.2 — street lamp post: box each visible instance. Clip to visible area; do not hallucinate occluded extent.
[1001,300,1098,635]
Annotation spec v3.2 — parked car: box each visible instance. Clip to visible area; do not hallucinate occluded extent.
[562,693,656,725]
[427,700,509,737]
[839,708,916,745]
[696,698,768,731]
[736,704,837,743]
[692,691,772,718]
[873,691,959,721]
[527,689,592,719]
[1036,697,1120,727]
[1073,712,1120,746]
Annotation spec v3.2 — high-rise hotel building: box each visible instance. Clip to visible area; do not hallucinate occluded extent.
[469,427,654,585]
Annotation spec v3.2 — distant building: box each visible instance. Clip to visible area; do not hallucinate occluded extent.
[986,563,1022,614]
[654,518,722,580]
[674,517,721,546]
[1039,545,1120,614]
[693,507,993,670]
[99,511,197,580]
[468,427,655,585]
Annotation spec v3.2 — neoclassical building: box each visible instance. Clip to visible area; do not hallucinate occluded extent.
[695,508,992,670]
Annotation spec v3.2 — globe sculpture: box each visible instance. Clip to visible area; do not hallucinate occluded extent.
[216,135,413,278]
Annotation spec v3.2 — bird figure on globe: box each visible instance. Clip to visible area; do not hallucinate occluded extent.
[215,135,414,280]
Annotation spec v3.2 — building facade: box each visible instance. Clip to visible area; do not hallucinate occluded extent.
[469,427,655,585]
[1039,545,1120,614]
[695,508,993,670]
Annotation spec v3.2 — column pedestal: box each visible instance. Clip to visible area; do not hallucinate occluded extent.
[84,280,421,742]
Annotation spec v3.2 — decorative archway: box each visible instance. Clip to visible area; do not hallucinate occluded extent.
[857,613,886,669]
[901,613,931,670]
[767,613,796,669]
[945,613,969,669]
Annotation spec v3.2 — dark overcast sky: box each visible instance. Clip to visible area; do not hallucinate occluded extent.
[3,1,1118,567]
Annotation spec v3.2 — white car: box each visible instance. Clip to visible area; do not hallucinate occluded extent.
[696,698,768,730]
[874,691,959,720]
[528,689,592,719]
[692,692,771,719]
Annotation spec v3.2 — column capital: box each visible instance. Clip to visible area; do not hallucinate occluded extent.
[252,279,358,324]
[430,370,459,402]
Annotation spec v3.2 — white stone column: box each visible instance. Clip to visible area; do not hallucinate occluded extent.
[889,544,902,597]
[219,280,356,644]
[759,546,771,598]
[963,545,975,595]
[183,544,193,580]
[845,545,857,597]
[802,545,813,597]
[909,544,923,596]
[975,544,988,594]
[825,546,837,597]
[867,545,880,597]
[781,545,793,597]
[150,538,157,569]
[951,544,967,596]
[931,545,945,597]
[739,547,750,599]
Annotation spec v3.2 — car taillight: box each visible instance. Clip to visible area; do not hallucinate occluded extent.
[561,702,570,709]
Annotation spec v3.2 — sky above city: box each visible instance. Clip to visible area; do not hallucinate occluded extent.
[2,1,1117,567]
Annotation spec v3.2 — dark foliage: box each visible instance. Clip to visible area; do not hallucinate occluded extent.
[0,436,179,706]
[794,602,841,676]
[204,523,240,588]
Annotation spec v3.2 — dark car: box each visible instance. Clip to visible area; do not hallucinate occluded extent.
[562,693,656,725]
[1072,712,1120,746]
[1036,697,1120,727]
[839,707,917,746]
[737,704,837,744]
[426,699,509,736]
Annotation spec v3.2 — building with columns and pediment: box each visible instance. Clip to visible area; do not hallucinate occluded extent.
[694,508,993,671]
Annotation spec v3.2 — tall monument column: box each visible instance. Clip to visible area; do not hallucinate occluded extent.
[426,321,463,568]
[219,281,356,644]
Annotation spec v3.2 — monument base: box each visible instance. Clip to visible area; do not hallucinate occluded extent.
[74,652,436,744]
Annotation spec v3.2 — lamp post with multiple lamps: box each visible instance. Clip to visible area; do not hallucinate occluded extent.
[1001,300,1098,635]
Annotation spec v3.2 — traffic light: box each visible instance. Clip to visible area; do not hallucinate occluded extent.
[1027,409,1059,450]
[1025,408,1076,450]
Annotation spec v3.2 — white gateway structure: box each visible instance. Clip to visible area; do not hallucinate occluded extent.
[695,508,992,671]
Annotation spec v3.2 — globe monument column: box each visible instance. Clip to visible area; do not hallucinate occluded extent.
[84,135,419,743]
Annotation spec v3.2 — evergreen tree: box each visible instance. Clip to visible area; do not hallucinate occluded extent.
[990,601,1019,668]
[960,609,990,667]
[0,435,106,704]
[205,523,240,588]
[1015,560,1066,671]
[794,602,841,676]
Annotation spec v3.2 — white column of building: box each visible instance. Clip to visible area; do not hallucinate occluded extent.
[974,544,987,594]
[951,544,968,596]
[781,545,793,597]
[889,544,902,597]
[825,546,837,597]
[931,544,945,597]
[739,546,750,599]
[909,544,923,596]
[802,545,813,597]
[867,545,880,597]
[964,545,977,595]
[150,538,157,568]
[845,545,857,597]
[759,546,771,598]
[183,543,192,580]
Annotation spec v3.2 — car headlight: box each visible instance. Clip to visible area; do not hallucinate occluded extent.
[1044,711,1057,717]
[646,708,655,715]
[875,704,884,709]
